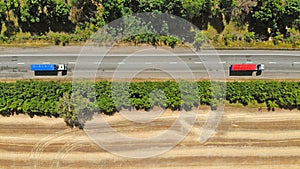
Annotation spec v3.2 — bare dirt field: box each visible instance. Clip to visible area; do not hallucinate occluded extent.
[1,106,300,169]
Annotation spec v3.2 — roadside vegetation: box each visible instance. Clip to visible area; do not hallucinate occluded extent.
[0,80,299,127]
[0,0,299,48]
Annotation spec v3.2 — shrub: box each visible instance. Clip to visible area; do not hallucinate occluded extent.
[222,33,238,46]
[273,33,284,45]
[244,32,255,43]
[1,80,299,127]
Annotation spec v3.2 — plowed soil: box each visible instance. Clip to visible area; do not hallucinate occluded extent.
[1,106,300,169]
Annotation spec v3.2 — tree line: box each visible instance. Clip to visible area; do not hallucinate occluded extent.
[0,0,299,44]
[0,80,299,127]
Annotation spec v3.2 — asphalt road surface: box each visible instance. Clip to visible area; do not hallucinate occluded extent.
[0,46,299,80]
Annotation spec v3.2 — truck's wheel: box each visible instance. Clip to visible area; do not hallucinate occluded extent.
[62,70,67,76]
[256,70,262,76]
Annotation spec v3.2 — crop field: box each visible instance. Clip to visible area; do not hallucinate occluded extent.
[1,106,300,168]
[0,80,299,168]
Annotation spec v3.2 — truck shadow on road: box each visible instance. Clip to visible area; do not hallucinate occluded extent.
[34,71,68,76]
[34,71,58,76]
[229,71,262,76]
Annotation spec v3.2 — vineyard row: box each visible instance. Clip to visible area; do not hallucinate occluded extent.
[0,80,299,127]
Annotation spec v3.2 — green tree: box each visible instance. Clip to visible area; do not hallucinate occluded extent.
[4,0,20,18]
[224,0,236,22]
[57,90,97,128]
[252,0,285,37]
[57,92,78,128]
[181,0,208,19]
[284,0,300,31]
[100,0,133,23]
[0,1,6,33]
[19,0,74,34]
[69,0,102,30]
[48,0,74,32]
[231,0,256,27]
[2,0,20,38]
[194,30,208,50]
[19,0,53,34]
[251,0,300,38]
[20,0,49,34]
[180,0,212,30]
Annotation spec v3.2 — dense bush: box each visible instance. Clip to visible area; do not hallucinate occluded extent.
[0,80,299,127]
[0,81,66,116]
[226,81,300,110]
[222,33,238,46]
[0,0,299,46]
[244,32,255,43]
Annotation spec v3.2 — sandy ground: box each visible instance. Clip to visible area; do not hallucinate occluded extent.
[1,106,300,169]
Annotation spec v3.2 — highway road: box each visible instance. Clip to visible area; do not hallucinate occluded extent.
[0,46,299,80]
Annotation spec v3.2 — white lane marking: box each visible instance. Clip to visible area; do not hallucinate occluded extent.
[264,70,300,73]
[145,62,152,64]
[219,61,226,64]
[1,53,300,57]
[169,62,177,64]
[17,63,25,65]
[194,62,202,64]
[93,62,100,64]
[293,62,300,64]
[269,62,277,64]
[68,62,76,64]
[118,62,125,64]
